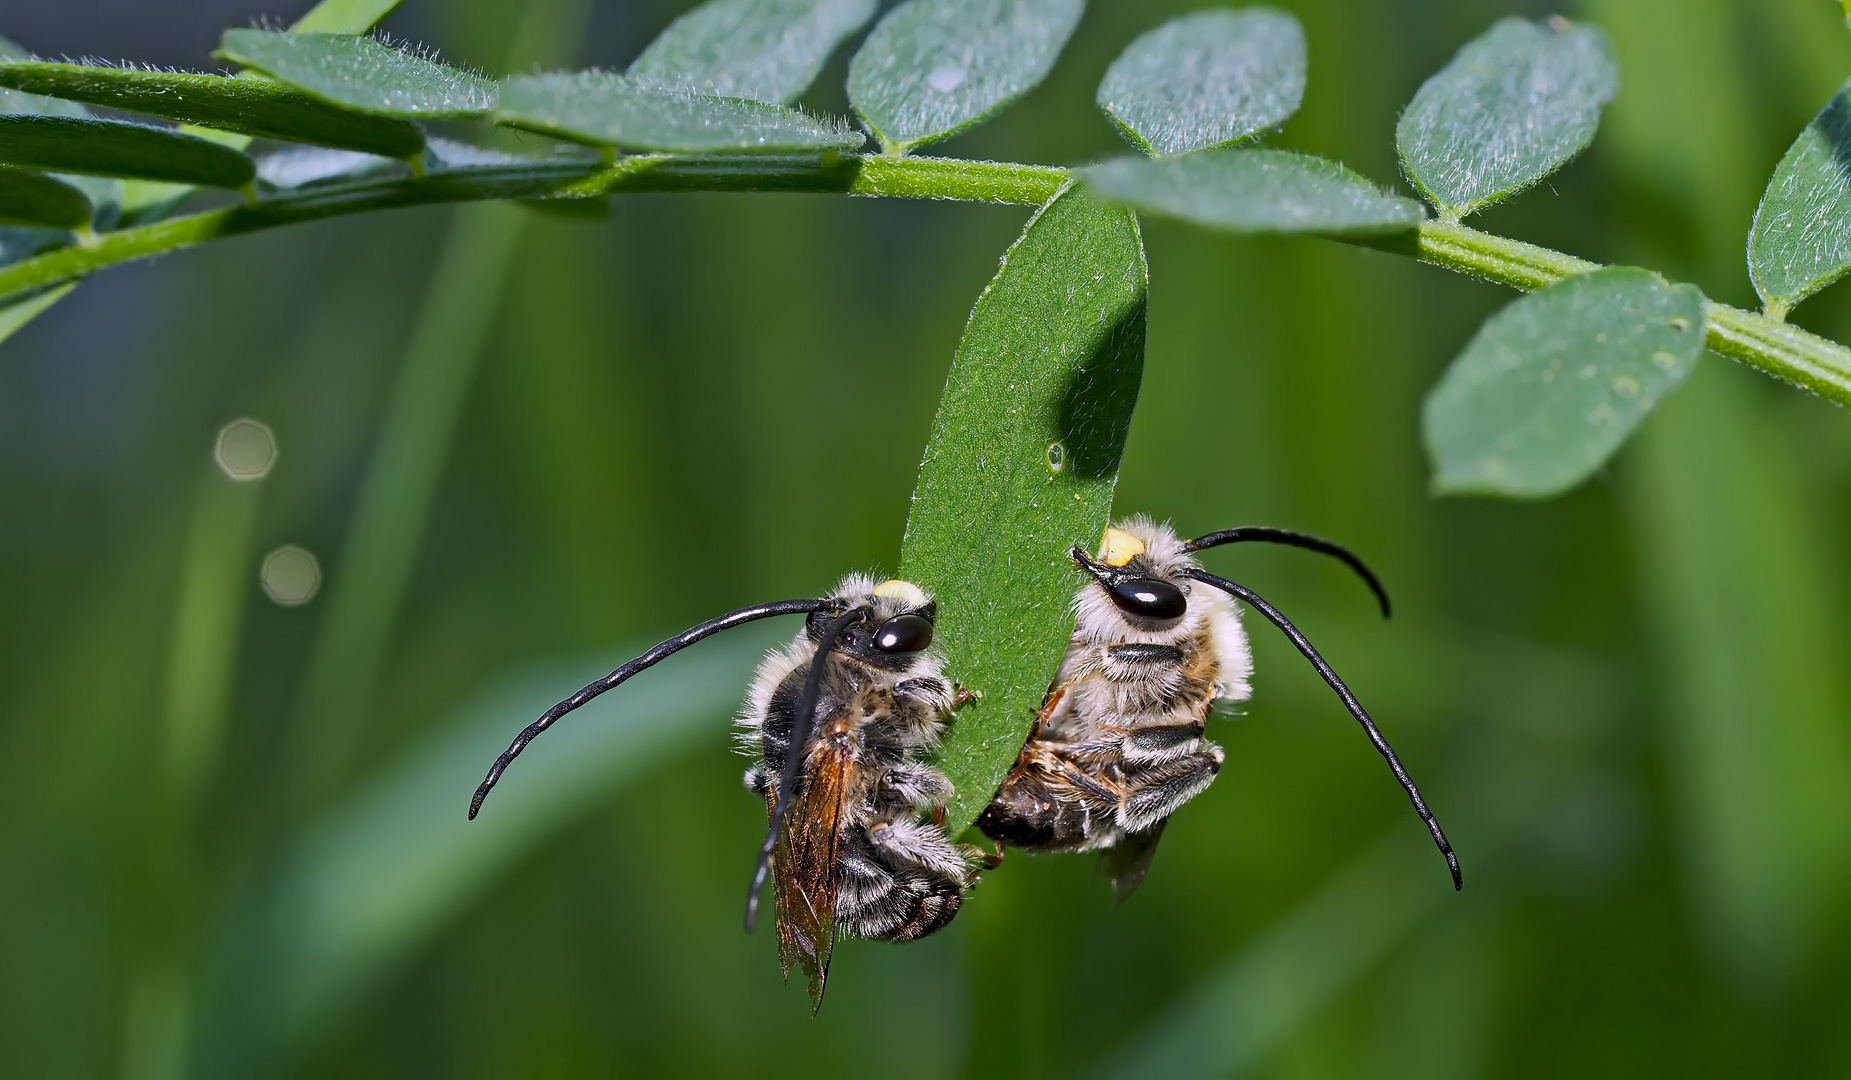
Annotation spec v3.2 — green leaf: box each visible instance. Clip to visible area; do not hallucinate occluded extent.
[0,62,426,160]
[1748,78,1851,319]
[1397,17,1618,220]
[847,0,1085,154]
[0,114,255,189]
[217,30,498,119]
[1083,148,1426,236]
[0,282,73,345]
[900,181,1146,833]
[0,165,92,228]
[629,0,878,105]
[1096,8,1306,156]
[1423,266,1705,499]
[497,71,864,153]
[290,0,409,35]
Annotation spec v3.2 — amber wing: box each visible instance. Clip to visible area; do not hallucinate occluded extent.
[772,733,854,1013]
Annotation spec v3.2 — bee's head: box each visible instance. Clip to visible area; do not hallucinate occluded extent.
[806,576,937,671]
[1072,519,1195,629]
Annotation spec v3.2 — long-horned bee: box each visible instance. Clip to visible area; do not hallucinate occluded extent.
[978,517,1460,897]
[470,576,990,1010]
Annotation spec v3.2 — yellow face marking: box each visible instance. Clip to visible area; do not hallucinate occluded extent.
[872,579,928,608]
[1099,527,1146,568]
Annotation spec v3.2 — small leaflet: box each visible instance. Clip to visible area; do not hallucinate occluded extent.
[1423,267,1706,498]
[1397,17,1617,220]
[629,0,878,105]
[1097,8,1307,156]
[0,165,93,229]
[498,71,864,154]
[0,114,256,189]
[218,29,498,119]
[1749,78,1851,319]
[1083,148,1425,236]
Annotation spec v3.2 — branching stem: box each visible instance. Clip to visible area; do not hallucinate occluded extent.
[3,152,1847,406]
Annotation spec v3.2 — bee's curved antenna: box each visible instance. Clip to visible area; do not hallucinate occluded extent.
[469,598,836,820]
[1183,527,1392,619]
[1182,568,1461,891]
[745,605,868,931]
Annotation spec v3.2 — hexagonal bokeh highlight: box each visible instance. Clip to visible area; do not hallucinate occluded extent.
[215,418,277,481]
[261,545,321,606]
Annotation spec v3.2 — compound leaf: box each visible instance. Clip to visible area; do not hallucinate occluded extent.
[0,165,92,228]
[498,71,863,153]
[218,30,497,119]
[0,62,426,160]
[848,0,1085,154]
[1749,78,1851,319]
[1097,7,1306,156]
[1397,17,1617,220]
[630,0,877,105]
[1424,266,1705,498]
[0,114,254,188]
[901,181,1146,833]
[1083,148,1425,236]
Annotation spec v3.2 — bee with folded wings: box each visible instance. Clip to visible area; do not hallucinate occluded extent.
[979,517,1462,898]
[469,575,992,1011]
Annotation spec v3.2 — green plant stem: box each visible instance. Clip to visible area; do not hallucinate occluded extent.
[2,156,1848,405]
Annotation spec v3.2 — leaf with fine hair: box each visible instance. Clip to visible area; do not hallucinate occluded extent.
[1083,148,1426,236]
[1097,8,1307,156]
[1749,78,1851,320]
[1397,17,1617,221]
[630,0,877,105]
[0,62,426,161]
[217,30,498,119]
[847,0,1085,154]
[900,181,1146,833]
[0,114,255,188]
[1424,267,1705,499]
[0,166,92,229]
[497,71,864,153]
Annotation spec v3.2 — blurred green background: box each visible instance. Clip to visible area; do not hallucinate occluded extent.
[5,0,1851,1076]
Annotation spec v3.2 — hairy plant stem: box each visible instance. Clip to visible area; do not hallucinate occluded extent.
[2,154,1847,406]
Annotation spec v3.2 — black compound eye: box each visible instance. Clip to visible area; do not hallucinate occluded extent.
[873,613,934,653]
[1106,577,1187,620]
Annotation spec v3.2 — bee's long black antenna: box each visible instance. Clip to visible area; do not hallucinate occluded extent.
[1183,527,1392,619]
[745,606,868,931]
[1183,568,1461,890]
[469,598,834,820]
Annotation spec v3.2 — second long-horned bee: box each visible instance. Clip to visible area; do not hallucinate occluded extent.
[978,517,1460,897]
[470,575,991,1010]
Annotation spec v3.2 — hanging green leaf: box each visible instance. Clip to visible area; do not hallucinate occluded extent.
[1424,267,1705,499]
[0,282,73,346]
[0,62,426,160]
[0,115,255,189]
[217,30,498,119]
[847,0,1086,154]
[1397,17,1617,221]
[1749,79,1851,320]
[629,0,878,105]
[1096,8,1307,156]
[0,165,92,229]
[497,71,864,153]
[290,0,409,34]
[1083,148,1425,236]
[901,182,1147,833]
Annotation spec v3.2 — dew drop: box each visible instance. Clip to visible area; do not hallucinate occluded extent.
[1668,317,1691,332]
[1651,350,1678,371]
[1046,440,1067,472]
[1595,332,1608,344]
[926,66,967,93]
[1612,375,1641,399]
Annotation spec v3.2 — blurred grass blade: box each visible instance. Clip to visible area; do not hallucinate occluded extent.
[0,62,426,160]
[847,0,1085,154]
[268,627,774,1047]
[1103,830,1450,1079]
[0,281,72,345]
[498,71,864,152]
[0,166,92,229]
[1423,267,1704,499]
[1397,17,1618,221]
[629,0,878,105]
[1083,148,1425,237]
[0,115,255,188]
[1628,364,1851,991]
[1096,8,1307,156]
[217,30,498,119]
[291,0,409,34]
[901,181,1145,833]
[1748,78,1851,320]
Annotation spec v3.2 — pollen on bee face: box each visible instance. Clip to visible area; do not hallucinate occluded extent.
[1099,528,1146,568]
[873,579,929,607]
